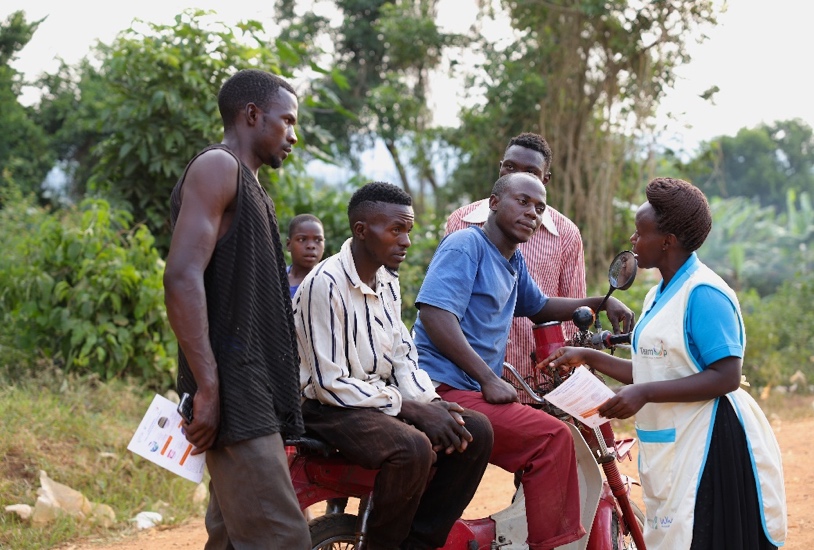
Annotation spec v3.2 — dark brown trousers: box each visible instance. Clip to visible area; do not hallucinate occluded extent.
[204,433,310,550]
[301,400,493,550]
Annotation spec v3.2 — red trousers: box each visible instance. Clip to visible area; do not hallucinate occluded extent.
[437,385,586,550]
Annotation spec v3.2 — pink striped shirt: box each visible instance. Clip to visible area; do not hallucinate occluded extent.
[445,199,586,402]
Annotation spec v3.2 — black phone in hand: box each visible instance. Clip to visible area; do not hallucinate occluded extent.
[177,392,194,423]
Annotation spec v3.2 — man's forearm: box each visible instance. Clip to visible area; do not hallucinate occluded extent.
[419,305,498,386]
[165,274,219,393]
[531,296,607,324]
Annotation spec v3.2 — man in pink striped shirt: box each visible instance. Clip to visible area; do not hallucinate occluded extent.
[445,132,586,404]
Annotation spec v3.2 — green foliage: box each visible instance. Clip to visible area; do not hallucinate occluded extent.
[685,119,814,211]
[36,9,343,253]
[277,0,465,206]
[0,190,176,388]
[84,11,281,249]
[0,372,201,549]
[699,192,813,295]
[0,11,55,200]
[740,275,814,388]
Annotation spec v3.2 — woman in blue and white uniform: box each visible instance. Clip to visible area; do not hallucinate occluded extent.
[544,177,786,549]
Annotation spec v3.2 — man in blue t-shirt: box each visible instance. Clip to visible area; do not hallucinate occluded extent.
[413,172,634,550]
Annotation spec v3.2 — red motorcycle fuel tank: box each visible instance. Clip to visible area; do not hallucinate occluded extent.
[532,321,565,362]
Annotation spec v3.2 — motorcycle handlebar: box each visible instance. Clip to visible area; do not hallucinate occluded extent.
[602,331,631,347]
[581,330,632,350]
[503,362,547,404]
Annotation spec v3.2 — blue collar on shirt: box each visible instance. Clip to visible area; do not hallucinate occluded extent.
[632,253,700,351]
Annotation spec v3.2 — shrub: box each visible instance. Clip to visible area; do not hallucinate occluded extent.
[0,192,175,388]
[742,276,814,388]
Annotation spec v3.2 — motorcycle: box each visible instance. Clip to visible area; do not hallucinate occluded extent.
[285,251,645,550]
[508,250,646,550]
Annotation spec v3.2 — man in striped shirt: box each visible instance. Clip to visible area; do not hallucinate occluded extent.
[294,182,493,550]
[445,132,586,402]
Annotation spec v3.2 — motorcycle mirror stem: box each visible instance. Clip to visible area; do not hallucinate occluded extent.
[587,251,638,332]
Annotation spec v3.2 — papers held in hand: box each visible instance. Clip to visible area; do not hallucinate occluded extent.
[543,366,616,428]
[127,394,206,483]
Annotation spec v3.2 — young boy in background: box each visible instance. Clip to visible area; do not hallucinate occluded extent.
[287,214,325,298]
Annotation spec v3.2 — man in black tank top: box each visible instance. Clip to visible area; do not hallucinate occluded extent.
[164,69,309,549]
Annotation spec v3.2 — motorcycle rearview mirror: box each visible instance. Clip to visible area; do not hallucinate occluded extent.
[608,250,637,291]
[593,251,638,329]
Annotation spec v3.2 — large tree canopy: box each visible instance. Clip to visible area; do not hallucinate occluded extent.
[449,0,717,277]
[277,0,466,212]
[684,119,814,210]
[35,9,344,251]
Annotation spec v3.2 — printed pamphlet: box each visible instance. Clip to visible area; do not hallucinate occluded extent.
[127,394,206,483]
[543,366,616,428]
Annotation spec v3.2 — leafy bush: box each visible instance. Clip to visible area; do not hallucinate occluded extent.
[0,191,176,388]
[741,275,814,388]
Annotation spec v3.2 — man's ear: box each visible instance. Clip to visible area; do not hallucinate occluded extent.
[488,193,500,212]
[245,103,261,127]
[352,220,367,240]
[286,237,291,251]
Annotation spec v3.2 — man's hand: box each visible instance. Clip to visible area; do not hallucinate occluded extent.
[400,400,473,455]
[480,377,519,404]
[184,388,220,454]
[604,296,635,334]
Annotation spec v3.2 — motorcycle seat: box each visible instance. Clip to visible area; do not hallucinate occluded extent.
[283,435,337,457]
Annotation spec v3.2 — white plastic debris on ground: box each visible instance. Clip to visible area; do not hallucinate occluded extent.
[130,511,163,530]
[4,470,115,527]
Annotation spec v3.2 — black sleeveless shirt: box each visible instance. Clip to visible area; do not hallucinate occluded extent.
[169,144,304,447]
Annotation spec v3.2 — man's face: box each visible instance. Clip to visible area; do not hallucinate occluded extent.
[287,220,325,271]
[499,145,550,184]
[361,203,414,271]
[489,173,547,245]
[257,88,298,169]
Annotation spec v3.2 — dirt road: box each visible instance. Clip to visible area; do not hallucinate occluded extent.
[64,415,813,549]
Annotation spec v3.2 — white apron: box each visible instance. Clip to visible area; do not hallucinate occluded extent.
[631,260,786,548]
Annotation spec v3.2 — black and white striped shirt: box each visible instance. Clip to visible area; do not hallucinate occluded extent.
[294,239,438,415]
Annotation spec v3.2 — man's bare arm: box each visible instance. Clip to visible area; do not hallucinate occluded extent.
[163,149,238,453]
[419,305,518,404]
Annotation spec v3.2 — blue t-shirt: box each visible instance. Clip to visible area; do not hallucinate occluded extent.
[286,265,298,298]
[413,227,548,391]
[643,253,744,369]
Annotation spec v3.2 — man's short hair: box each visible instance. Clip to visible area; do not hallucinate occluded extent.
[347,182,412,226]
[288,213,323,236]
[218,69,296,130]
[505,132,553,170]
[491,172,542,198]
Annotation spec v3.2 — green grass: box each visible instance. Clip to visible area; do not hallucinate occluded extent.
[0,367,202,549]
